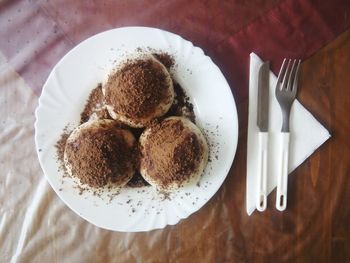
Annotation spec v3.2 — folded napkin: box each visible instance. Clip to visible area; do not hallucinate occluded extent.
[246,53,331,215]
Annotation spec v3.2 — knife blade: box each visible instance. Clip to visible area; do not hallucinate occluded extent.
[257,62,270,131]
[256,61,270,212]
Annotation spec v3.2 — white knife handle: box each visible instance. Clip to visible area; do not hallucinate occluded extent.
[256,132,268,211]
[276,132,290,211]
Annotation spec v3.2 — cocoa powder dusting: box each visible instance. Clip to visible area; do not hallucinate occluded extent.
[55,126,71,176]
[153,53,195,122]
[166,83,195,123]
[143,119,201,188]
[80,83,111,124]
[127,172,149,188]
[104,58,171,119]
[65,125,135,188]
[152,52,174,70]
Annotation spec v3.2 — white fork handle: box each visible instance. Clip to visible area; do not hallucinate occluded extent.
[256,132,268,211]
[276,132,290,211]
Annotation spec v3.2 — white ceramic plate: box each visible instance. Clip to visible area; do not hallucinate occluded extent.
[35,27,238,232]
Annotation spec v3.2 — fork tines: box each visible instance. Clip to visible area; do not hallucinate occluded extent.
[276,59,301,94]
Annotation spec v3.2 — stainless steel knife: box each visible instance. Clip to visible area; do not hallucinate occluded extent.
[256,61,270,212]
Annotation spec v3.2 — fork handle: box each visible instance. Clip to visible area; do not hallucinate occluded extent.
[276,132,290,211]
[256,132,268,211]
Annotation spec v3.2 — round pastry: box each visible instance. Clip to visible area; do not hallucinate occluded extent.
[103,55,174,128]
[139,117,208,190]
[64,119,136,188]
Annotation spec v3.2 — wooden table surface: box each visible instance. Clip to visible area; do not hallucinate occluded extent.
[164,29,350,263]
[1,1,349,262]
[208,29,350,263]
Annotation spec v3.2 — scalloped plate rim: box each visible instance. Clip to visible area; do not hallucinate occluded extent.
[34,26,238,232]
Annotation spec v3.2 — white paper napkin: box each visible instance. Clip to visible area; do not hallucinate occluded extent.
[246,53,331,215]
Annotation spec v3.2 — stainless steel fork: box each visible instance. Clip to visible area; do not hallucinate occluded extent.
[275,58,301,211]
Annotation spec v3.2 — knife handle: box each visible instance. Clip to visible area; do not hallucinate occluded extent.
[256,132,268,212]
[276,132,290,211]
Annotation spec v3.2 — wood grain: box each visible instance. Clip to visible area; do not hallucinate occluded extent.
[176,28,350,263]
